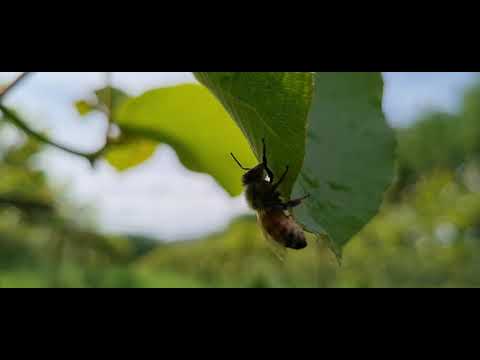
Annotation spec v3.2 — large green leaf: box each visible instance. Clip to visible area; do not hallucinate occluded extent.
[292,72,396,255]
[194,72,314,198]
[115,84,256,196]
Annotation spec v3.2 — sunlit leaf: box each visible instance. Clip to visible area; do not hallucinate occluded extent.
[116,84,256,196]
[74,87,159,171]
[105,137,158,172]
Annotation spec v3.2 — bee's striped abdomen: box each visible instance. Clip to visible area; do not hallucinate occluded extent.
[259,209,307,250]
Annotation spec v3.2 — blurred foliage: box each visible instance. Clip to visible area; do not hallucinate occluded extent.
[0,119,143,287]
[395,83,480,194]
[75,86,130,117]
[75,85,256,196]
[75,86,159,171]
[2,78,480,287]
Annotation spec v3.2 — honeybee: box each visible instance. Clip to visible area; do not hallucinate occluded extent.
[231,139,310,254]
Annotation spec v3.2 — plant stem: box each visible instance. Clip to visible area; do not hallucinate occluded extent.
[0,72,112,165]
[0,103,106,165]
[0,72,33,99]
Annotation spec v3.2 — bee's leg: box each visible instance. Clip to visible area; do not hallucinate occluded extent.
[267,204,287,211]
[262,138,275,182]
[283,194,310,209]
[272,166,289,191]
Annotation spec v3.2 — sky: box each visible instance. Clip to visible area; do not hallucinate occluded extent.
[0,72,478,241]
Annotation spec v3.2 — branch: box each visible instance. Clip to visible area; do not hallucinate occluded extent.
[0,195,55,213]
[104,72,118,140]
[0,72,32,99]
[0,72,111,166]
[0,103,107,165]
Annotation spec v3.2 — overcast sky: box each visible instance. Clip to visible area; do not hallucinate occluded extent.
[0,72,478,240]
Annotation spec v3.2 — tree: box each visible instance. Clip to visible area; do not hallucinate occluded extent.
[0,72,396,259]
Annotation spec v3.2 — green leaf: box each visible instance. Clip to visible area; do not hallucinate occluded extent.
[105,137,158,172]
[292,72,396,255]
[115,84,257,196]
[75,87,130,117]
[194,72,314,198]
[74,86,159,171]
[95,87,130,111]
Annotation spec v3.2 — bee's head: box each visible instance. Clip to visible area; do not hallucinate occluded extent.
[231,153,267,185]
[242,164,266,185]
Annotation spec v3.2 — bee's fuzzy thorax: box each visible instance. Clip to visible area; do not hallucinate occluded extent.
[242,164,266,185]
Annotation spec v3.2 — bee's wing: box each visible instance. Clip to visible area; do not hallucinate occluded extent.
[257,213,287,262]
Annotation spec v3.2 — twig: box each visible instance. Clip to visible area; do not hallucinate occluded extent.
[105,72,115,137]
[0,103,106,165]
[0,72,32,99]
[0,195,55,213]
[105,72,113,120]
[0,72,109,166]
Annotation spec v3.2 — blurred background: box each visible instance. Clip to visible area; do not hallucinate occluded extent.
[0,72,479,288]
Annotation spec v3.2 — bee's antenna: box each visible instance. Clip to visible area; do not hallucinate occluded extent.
[230,153,251,171]
[262,138,275,182]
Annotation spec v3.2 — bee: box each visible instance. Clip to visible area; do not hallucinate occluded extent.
[231,139,310,253]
